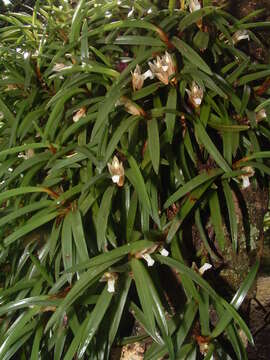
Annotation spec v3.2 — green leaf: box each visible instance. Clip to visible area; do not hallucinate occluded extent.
[237,69,270,86]
[164,168,223,209]
[171,237,201,301]
[211,261,259,340]
[18,108,46,139]
[178,7,216,32]
[0,298,57,317]
[172,36,212,75]
[0,96,16,126]
[64,240,154,273]
[69,0,86,44]
[114,36,164,47]
[255,98,270,112]
[88,19,163,38]
[132,83,162,101]
[208,121,249,132]
[45,260,117,332]
[199,290,210,335]
[62,212,73,283]
[193,30,210,50]
[81,19,89,63]
[132,258,175,358]
[104,115,140,165]
[126,190,138,241]
[44,88,86,141]
[0,307,38,360]
[209,191,225,251]
[0,200,52,227]
[166,180,214,243]
[4,211,59,246]
[165,87,177,144]
[175,300,198,351]
[30,322,43,360]
[96,186,115,251]
[70,209,89,262]
[129,302,162,344]
[222,180,238,252]
[0,143,51,159]
[147,118,160,174]
[0,186,50,204]
[195,209,219,260]
[108,275,132,346]
[226,57,250,84]
[126,155,152,214]
[156,255,253,344]
[130,258,156,335]
[194,120,231,172]
[29,252,54,286]
[77,287,113,359]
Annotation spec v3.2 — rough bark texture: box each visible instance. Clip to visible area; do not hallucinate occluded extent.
[216,0,270,62]
[247,276,270,359]
[208,0,270,298]
[191,184,269,304]
[221,185,267,284]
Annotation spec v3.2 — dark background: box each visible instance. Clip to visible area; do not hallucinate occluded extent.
[0,0,36,13]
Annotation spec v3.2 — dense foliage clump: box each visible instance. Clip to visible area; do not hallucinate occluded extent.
[0,0,269,358]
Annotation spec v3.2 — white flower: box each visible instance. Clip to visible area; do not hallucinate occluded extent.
[115,96,145,116]
[189,0,201,13]
[186,81,204,108]
[66,152,77,158]
[73,107,86,122]
[131,65,144,91]
[131,65,154,91]
[159,248,169,257]
[199,341,209,355]
[52,63,66,72]
[108,278,116,293]
[256,109,267,123]
[148,52,176,85]
[242,177,250,189]
[6,84,17,91]
[199,263,212,275]
[136,244,163,266]
[107,156,125,187]
[18,148,35,160]
[100,272,118,293]
[240,166,255,189]
[141,253,155,267]
[143,69,154,80]
[232,30,250,45]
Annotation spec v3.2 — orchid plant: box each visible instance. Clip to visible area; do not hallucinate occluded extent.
[0,0,269,359]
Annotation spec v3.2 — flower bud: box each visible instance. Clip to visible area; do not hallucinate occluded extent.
[256,109,267,123]
[141,253,155,267]
[131,65,144,91]
[199,263,212,275]
[107,156,125,187]
[100,272,118,293]
[159,248,169,257]
[52,63,66,72]
[148,52,176,85]
[187,81,204,108]
[18,148,35,160]
[107,278,116,293]
[73,107,86,123]
[240,166,255,189]
[189,0,201,13]
[115,96,145,116]
[232,30,250,45]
